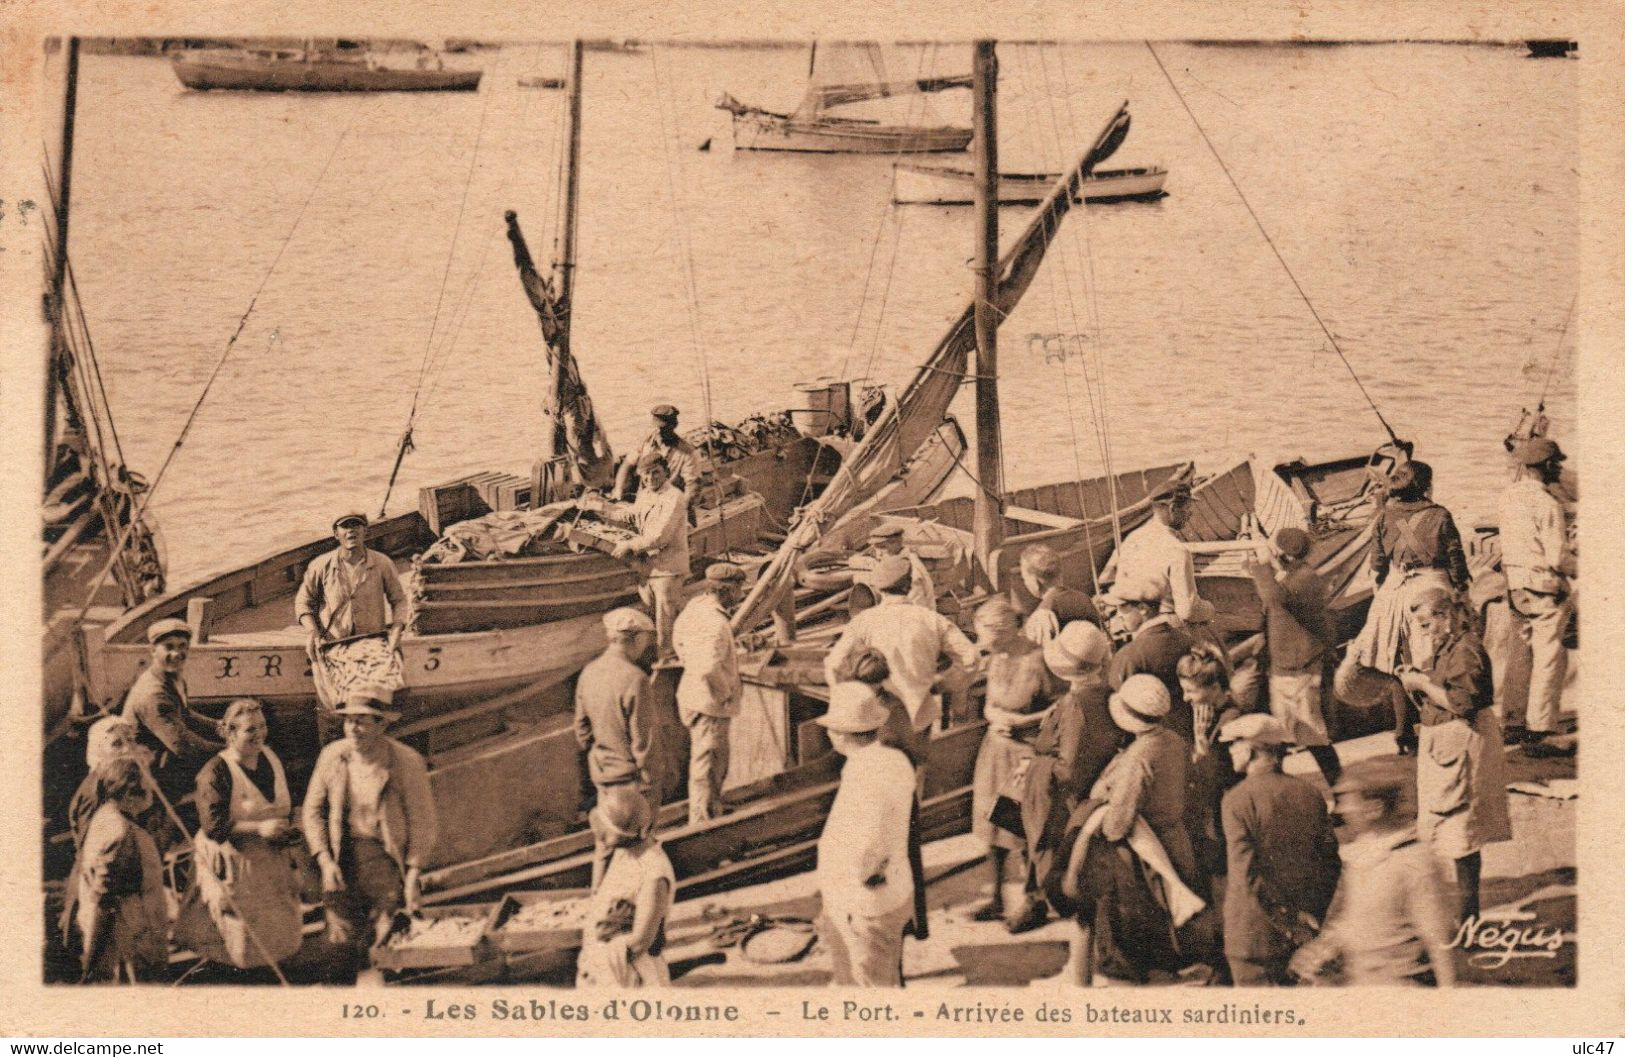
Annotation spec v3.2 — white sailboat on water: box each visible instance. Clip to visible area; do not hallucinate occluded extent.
[716,41,973,154]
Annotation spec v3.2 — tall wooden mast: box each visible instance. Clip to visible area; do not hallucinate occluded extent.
[559,40,584,319]
[45,36,80,461]
[970,40,1005,578]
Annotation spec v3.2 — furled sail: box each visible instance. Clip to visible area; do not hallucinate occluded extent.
[731,102,1134,635]
[504,210,615,499]
[793,42,971,119]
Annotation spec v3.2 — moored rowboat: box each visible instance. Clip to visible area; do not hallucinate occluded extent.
[893,163,1168,205]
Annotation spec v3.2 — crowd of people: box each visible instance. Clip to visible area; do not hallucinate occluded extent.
[54,421,1575,989]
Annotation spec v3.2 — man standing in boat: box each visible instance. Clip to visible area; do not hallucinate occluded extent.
[1106,481,1203,624]
[120,617,222,802]
[1495,437,1576,757]
[576,608,660,886]
[613,404,711,500]
[671,562,747,825]
[823,556,980,738]
[1008,543,1099,644]
[295,512,408,662]
[589,455,691,658]
[851,523,935,611]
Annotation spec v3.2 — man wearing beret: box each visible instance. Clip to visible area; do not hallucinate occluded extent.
[1218,714,1341,986]
[576,607,660,884]
[851,523,935,611]
[613,404,710,500]
[1496,437,1577,756]
[590,456,691,658]
[1243,527,1342,784]
[121,617,222,800]
[295,512,408,664]
[302,686,438,962]
[672,563,747,824]
[1108,481,1204,624]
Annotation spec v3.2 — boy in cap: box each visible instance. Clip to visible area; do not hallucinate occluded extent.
[1103,576,1197,742]
[1244,526,1342,784]
[852,522,935,611]
[591,455,690,657]
[1495,437,1576,755]
[1108,480,1203,623]
[1218,713,1342,986]
[295,512,407,663]
[121,618,221,801]
[671,563,747,824]
[302,686,438,962]
[576,607,660,885]
[1291,776,1456,986]
[823,555,980,737]
[613,403,710,499]
[815,682,918,987]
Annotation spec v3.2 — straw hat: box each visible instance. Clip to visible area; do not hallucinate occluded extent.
[817,682,892,734]
[593,785,653,846]
[1044,621,1112,680]
[1108,674,1171,734]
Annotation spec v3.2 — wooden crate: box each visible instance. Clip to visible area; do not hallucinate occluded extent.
[370,900,501,971]
[489,889,591,954]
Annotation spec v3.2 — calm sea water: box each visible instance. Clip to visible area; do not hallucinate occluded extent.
[65,42,1577,586]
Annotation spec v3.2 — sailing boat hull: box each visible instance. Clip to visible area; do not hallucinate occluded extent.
[729,112,971,154]
[78,423,967,745]
[893,163,1168,205]
[172,55,482,92]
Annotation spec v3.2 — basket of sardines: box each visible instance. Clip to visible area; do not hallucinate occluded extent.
[371,902,501,971]
[489,889,591,955]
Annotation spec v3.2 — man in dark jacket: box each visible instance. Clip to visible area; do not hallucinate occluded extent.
[1105,577,1196,742]
[1218,713,1342,986]
[1244,526,1342,783]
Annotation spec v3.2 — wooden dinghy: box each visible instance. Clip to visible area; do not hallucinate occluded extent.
[892,163,1168,205]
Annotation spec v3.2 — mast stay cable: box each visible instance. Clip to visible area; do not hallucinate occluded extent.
[78,120,357,620]
[1146,42,1400,447]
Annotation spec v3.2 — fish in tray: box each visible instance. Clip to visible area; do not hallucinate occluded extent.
[386,913,488,950]
[500,896,589,933]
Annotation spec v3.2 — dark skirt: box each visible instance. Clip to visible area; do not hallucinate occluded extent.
[1058,797,1184,983]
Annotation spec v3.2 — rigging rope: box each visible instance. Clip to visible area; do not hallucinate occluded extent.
[1046,43,1124,551]
[1146,42,1400,447]
[1536,292,1577,410]
[77,120,356,620]
[381,73,502,517]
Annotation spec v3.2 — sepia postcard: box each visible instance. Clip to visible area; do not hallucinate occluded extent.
[1,0,1622,1040]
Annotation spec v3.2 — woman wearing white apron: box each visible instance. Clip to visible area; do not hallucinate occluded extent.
[176,699,304,970]
[577,785,676,988]
[1338,461,1471,753]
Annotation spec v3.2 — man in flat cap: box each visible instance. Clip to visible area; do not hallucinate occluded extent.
[613,403,711,500]
[849,522,935,611]
[1108,480,1204,624]
[1217,713,1341,986]
[295,512,408,665]
[576,607,660,884]
[1103,576,1196,742]
[1496,437,1577,756]
[672,562,747,824]
[121,617,222,801]
[590,455,691,658]
[302,686,438,962]
[1244,526,1342,784]
[824,555,980,739]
